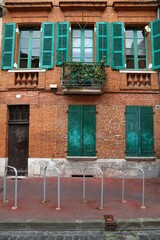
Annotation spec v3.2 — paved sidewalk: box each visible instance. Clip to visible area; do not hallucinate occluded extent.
[0,177,159,230]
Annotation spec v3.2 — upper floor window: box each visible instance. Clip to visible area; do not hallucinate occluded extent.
[19,28,40,68]
[125,29,147,69]
[72,28,94,62]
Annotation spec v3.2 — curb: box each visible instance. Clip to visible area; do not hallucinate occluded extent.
[0,218,159,231]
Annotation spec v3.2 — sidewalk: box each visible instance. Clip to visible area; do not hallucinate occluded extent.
[0,177,160,230]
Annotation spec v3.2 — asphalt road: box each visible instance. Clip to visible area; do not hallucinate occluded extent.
[0,230,160,240]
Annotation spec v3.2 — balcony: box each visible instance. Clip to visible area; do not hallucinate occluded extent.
[61,62,106,94]
[8,69,46,89]
[120,70,159,91]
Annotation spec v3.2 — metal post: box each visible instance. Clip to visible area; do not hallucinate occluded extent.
[3,166,18,209]
[122,165,146,209]
[83,167,104,210]
[42,166,61,210]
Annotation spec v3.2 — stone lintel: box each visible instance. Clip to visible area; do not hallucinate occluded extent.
[59,1,107,11]
[113,1,158,11]
[5,1,53,11]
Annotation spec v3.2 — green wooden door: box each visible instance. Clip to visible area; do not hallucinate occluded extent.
[68,105,96,156]
[126,106,154,157]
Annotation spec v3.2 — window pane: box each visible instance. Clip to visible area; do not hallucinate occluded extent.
[20,39,29,48]
[84,48,92,58]
[85,38,93,47]
[126,48,134,56]
[32,39,40,48]
[126,30,133,38]
[138,59,146,68]
[72,58,81,62]
[21,30,29,38]
[72,48,81,58]
[84,58,93,62]
[137,30,143,38]
[84,30,92,37]
[20,48,28,55]
[32,49,40,57]
[73,38,81,47]
[138,49,146,56]
[32,30,40,38]
[126,59,134,68]
[72,30,81,37]
[137,39,145,48]
[126,39,134,48]
[20,59,27,68]
[31,59,39,68]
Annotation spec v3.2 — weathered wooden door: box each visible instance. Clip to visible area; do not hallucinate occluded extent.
[8,105,29,175]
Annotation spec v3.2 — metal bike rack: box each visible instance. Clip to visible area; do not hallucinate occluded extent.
[83,167,104,210]
[122,165,146,209]
[42,166,61,210]
[3,166,18,209]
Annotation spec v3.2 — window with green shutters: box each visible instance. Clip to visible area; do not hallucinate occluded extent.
[125,106,154,157]
[125,29,148,69]
[68,105,96,156]
[2,22,54,70]
[2,23,16,70]
[150,19,160,70]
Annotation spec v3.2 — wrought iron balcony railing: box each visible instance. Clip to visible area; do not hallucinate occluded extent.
[61,62,106,89]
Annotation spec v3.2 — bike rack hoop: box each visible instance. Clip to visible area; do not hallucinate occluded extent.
[43,165,61,210]
[122,164,146,209]
[83,166,104,210]
[3,165,18,209]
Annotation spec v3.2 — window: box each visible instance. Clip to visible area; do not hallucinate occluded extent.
[125,29,147,69]
[19,28,40,68]
[72,28,94,62]
[2,22,54,70]
[125,106,154,157]
[68,105,96,156]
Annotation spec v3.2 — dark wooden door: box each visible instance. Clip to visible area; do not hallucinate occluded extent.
[8,105,29,175]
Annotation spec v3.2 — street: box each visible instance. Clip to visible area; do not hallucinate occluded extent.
[0,230,159,240]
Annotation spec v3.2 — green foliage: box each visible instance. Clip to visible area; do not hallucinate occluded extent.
[62,61,107,87]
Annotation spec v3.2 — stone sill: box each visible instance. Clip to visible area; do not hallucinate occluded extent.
[120,70,157,74]
[5,1,53,11]
[113,1,158,11]
[8,69,46,73]
[125,157,156,162]
[66,156,97,161]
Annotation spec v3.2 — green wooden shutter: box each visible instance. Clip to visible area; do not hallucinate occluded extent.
[2,23,16,70]
[83,106,96,156]
[111,22,125,70]
[96,22,110,66]
[151,19,160,70]
[68,106,82,156]
[56,22,69,65]
[41,22,54,69]
[126,106,139,156]
[140,107,154,156]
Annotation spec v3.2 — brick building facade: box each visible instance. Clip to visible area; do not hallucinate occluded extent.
[0,0,160,177]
